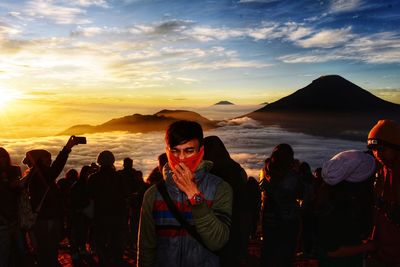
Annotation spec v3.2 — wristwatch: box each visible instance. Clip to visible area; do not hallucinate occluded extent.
[188,192,205,206]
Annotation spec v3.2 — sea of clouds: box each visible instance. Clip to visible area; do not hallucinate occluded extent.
[2,117,365,180]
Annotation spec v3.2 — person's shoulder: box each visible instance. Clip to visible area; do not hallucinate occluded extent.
[143,183,157,200]
[9,165,21,177]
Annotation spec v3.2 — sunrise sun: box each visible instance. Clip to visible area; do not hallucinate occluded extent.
[0,88,21,109]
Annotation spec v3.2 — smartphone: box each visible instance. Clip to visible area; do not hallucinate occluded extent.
[74,136,87,144]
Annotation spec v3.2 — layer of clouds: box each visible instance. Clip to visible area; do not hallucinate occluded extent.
[296,27,353,48]
[372,88,400,103]
[280,31,400,64]
[2,120,365,180]
[330,0,362,13]
[68,19,400,65]
[25,0,91,25]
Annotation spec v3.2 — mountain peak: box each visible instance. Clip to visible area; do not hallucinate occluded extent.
[256,74,399,112]
[214,101,234,105]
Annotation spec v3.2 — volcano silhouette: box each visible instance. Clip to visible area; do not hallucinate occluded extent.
[246,75,400,140]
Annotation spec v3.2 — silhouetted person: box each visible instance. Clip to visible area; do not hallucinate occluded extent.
[259,143,303,267]
[117,157,145,249]
[247,176,261,239]
[203,135,248,267]
[22,136,80,267]
[57,168,79,246]
[70,165,92,264]
[88,151,130,267]
[315,150,375,267]
[146,153,168,185]
[299,161,317,257]
[367,120,400,266]
[0,147,22,267]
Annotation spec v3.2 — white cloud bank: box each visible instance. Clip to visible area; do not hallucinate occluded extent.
[2,122,365,180]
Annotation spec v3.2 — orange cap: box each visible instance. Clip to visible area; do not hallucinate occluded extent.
[367,119,400,149]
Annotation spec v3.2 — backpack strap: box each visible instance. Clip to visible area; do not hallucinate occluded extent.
[156,180,206,247]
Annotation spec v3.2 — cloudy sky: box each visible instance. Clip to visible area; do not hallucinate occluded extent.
[0,0,399,138]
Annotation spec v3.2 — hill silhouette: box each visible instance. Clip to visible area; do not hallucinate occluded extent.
[246,75,400,140]
[214,101,235,105]
[60,110,219,135]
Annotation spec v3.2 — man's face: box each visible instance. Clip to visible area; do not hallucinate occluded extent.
[168,139,200,160]
[372,145,400,168]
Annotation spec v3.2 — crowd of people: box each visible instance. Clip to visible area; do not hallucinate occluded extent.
[0,119,399,267]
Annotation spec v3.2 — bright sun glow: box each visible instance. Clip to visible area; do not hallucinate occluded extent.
[0,88,22,109]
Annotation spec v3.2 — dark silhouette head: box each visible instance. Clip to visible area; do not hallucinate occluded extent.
[23,149,51,168]
[165,120,203,148]
[79,165,92,181]
[268,143,294,177]
[203,135,231,163]
[158,153,168,172]
[123,157,133,170]
[66,168,79,182]
[0,147,11,169]
[97,150,115,167]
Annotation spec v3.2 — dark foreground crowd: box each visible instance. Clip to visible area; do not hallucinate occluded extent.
[1,119,400,267]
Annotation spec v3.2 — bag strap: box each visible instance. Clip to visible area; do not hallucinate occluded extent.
[156,181,205,247]
[35,186,50,213]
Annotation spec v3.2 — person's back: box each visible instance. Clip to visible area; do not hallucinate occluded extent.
[315,150,375,267]
[203,135,248,267]
[89,166,130,219]
[260,143,303,267]
[87,150,130,266]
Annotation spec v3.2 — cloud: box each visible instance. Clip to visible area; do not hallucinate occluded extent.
[191,26,245,41]
[330,0,362,13]
[0,21,20,36]
[238,0,279,3]
[152,20,194,34]
[25,0,91,25]
[372,89,400,103]
[296,27,353,48]
[280,31,400,64]
[67,0,109,8]
[2,124,365,181]
[218,117,262,128]
[176,77,198,83]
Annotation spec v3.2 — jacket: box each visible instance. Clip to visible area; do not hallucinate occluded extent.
[137,161,233,267]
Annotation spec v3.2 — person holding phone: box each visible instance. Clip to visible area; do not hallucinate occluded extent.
[22,136,84,267]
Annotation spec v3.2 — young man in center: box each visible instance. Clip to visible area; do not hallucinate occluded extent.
[137,120,233,267]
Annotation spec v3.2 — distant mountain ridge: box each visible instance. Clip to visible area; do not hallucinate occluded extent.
[214,101,234,105]
[246,75,400,140]
[60,110,219,135]
[60,75,400,141]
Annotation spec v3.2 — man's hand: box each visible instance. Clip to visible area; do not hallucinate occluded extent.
[65,136,78,150]
[172,162,200,199]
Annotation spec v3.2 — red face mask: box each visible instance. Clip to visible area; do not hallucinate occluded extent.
[166,146,204,173]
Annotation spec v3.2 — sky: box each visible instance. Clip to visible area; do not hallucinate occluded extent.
[0,0,400,138]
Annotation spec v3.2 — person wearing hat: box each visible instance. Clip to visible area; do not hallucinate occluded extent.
[22,136,82,267]
[315,150,376,267]
[87,150,131,266]
[367,119,400,267]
